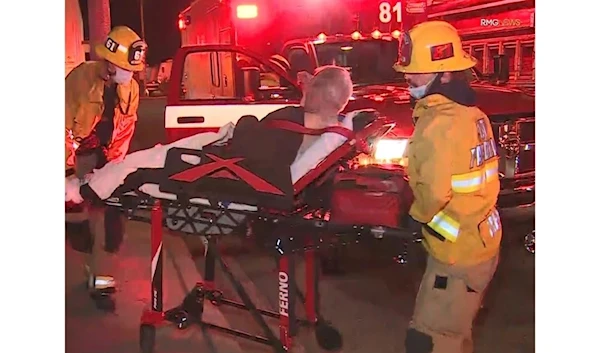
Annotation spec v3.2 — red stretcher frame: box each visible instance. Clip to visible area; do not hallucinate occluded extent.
[129,116,406,353]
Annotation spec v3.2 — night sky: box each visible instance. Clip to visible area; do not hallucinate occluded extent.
[79,0,191,66]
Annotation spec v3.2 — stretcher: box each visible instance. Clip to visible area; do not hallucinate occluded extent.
[73,111,417,353]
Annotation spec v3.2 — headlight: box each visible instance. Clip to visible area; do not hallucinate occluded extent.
[358,138,408,167]
[374,139,408,161]
[356,138,410,166]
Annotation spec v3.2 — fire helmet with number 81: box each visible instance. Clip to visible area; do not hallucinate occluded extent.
[393,21,477,74]
[94,26,148,72]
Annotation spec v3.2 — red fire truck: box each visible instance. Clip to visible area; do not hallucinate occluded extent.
[177,0,422,52]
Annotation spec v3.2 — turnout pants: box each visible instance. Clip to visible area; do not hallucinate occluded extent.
[406,254,499,353]
[65,153,124,280]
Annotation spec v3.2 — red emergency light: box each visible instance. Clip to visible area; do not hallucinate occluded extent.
[178,15,191,30]
[237,4,258,19]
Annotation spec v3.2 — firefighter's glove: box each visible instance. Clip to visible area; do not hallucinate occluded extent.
[402,215,447,242]
[344,109,378,122]
[65,176,84,204]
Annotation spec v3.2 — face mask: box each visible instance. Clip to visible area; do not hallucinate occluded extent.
[112,66,133,84]
[408,84,429,99]
[408,74,439,99]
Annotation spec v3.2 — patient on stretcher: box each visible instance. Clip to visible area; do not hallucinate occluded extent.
[65,66,360,209]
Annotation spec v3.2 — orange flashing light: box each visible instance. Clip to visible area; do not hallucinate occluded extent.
[391,30,401,39]
[351,31,361,40]
[237,4,258,19]
[371,29,382,39]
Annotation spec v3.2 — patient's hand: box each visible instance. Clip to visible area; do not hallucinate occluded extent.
[344,109,377,121]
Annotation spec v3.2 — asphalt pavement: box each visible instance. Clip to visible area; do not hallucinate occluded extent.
[65,97,535,353]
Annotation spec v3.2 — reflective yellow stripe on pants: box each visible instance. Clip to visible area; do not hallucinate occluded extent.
[450,159,499,194]
[427,211,460,243]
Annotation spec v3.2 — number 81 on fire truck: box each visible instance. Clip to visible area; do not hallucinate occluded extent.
[379,1,402,24]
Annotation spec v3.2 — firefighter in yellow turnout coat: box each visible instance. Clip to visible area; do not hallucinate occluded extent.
[394,21,502,353]
[65,26,147,312]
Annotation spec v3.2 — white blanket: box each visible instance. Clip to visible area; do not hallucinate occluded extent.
[66,113,359,206]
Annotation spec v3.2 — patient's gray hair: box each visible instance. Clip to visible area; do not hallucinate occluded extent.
[303,66,353,118]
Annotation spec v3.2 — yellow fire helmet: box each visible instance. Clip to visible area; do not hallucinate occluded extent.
[393,21,477,74]
[94,26,148,72]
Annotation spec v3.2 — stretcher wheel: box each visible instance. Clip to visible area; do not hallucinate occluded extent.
[165,310,190,330]
[315,321,342,351]
[139,324,156,353]
[177,316,189,329]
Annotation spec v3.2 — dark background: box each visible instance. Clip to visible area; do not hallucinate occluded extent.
[78,0,190,65]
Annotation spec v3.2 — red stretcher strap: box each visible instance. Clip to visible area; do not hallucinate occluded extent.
[264,120,355,140]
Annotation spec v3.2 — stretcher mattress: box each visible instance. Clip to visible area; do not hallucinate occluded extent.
[68,113,354,199]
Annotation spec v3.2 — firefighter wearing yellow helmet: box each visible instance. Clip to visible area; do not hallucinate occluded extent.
[260,54,291,87]
[65,26,147,312]
[396,21,501,353]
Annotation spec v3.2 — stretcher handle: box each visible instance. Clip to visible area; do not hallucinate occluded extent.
[264,120,355,140]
